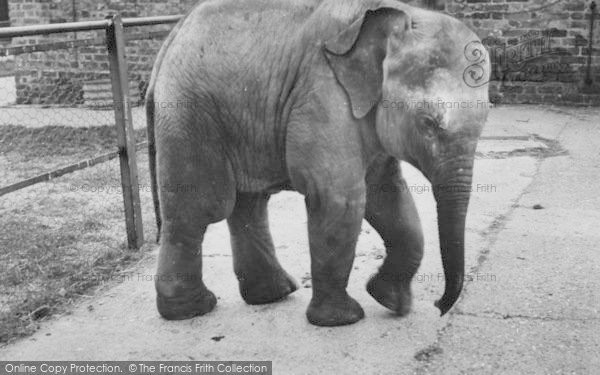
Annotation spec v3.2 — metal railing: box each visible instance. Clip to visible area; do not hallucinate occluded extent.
[0,14,182,249]
[0,15,181,39]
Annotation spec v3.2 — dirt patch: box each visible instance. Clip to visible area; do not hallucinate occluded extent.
[414,344,444,362]
[476,135,567,160]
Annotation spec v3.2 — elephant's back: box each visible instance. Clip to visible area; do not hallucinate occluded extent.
[159,0,318,67]
[152,0,322,193]
[153,0,321,112]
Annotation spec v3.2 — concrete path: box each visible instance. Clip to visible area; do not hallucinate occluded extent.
[0,105,598,374]
[420,106,600,374]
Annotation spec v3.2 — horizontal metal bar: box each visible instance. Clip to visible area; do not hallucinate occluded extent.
[0,19,111,39]
[0,142,148,198]
[0,36,105,57]
[122,15,182,27]
[0,15,182,40]
[0,29,171,57]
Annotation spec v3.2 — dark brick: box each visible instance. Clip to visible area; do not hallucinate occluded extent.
[502,29,527,37]
[575,34,589,46]
[570,12,585,20]
[581,47,600,56]
[558,74,579,83]
[569,21,588,29]
[487,4,510,11]
[561,93,584,102]
[471,12,491,19]
[548,28,568,38]
[537,85,563,94]
[561,56,588,64]
[564,3,586,11]
[528,94,544,102]
[502,85,524,93]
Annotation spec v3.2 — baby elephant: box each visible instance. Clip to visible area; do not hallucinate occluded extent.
[146,0,490,326]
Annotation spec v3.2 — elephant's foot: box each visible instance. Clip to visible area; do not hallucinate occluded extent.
[156,283,217,320]
[367,273,412,316]
[239,271,298,305]
[306,293,365,326]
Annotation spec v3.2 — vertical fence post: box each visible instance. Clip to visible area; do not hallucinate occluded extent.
[585,1,596,86]
[106,13,144,249]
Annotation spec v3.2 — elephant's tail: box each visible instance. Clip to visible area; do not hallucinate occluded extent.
[144,5,203,243]
[146,88,161,243]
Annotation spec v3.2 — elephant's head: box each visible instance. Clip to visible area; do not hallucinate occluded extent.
[323,2,490,315]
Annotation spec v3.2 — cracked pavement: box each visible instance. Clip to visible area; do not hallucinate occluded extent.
[0,105,599,374]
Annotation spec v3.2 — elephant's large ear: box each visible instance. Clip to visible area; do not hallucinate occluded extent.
[324,8,409,118]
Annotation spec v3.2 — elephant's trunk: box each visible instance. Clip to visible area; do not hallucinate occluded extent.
[432,160,473,315]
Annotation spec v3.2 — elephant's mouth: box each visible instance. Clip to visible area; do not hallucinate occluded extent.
[403,156,432,181]
[404,156,422,173]
[265,179,295,194]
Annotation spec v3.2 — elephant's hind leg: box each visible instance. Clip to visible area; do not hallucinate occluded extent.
[365,156,424,316]
[155,129,236,320]
[227,192,298,304]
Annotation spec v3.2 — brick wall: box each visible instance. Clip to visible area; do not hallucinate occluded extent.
[5,0,600,106]
[409,0,600,105]
[7,0,196,105]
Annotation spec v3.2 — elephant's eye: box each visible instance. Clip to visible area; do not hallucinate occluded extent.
[421,115,438,129]
[417,113,442,140]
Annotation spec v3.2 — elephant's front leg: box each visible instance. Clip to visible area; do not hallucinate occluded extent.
[305,186,366,326]
[365,156,424,316]
[227,192,298,304]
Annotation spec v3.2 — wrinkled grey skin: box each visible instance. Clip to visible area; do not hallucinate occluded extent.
[146,0,490,326]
